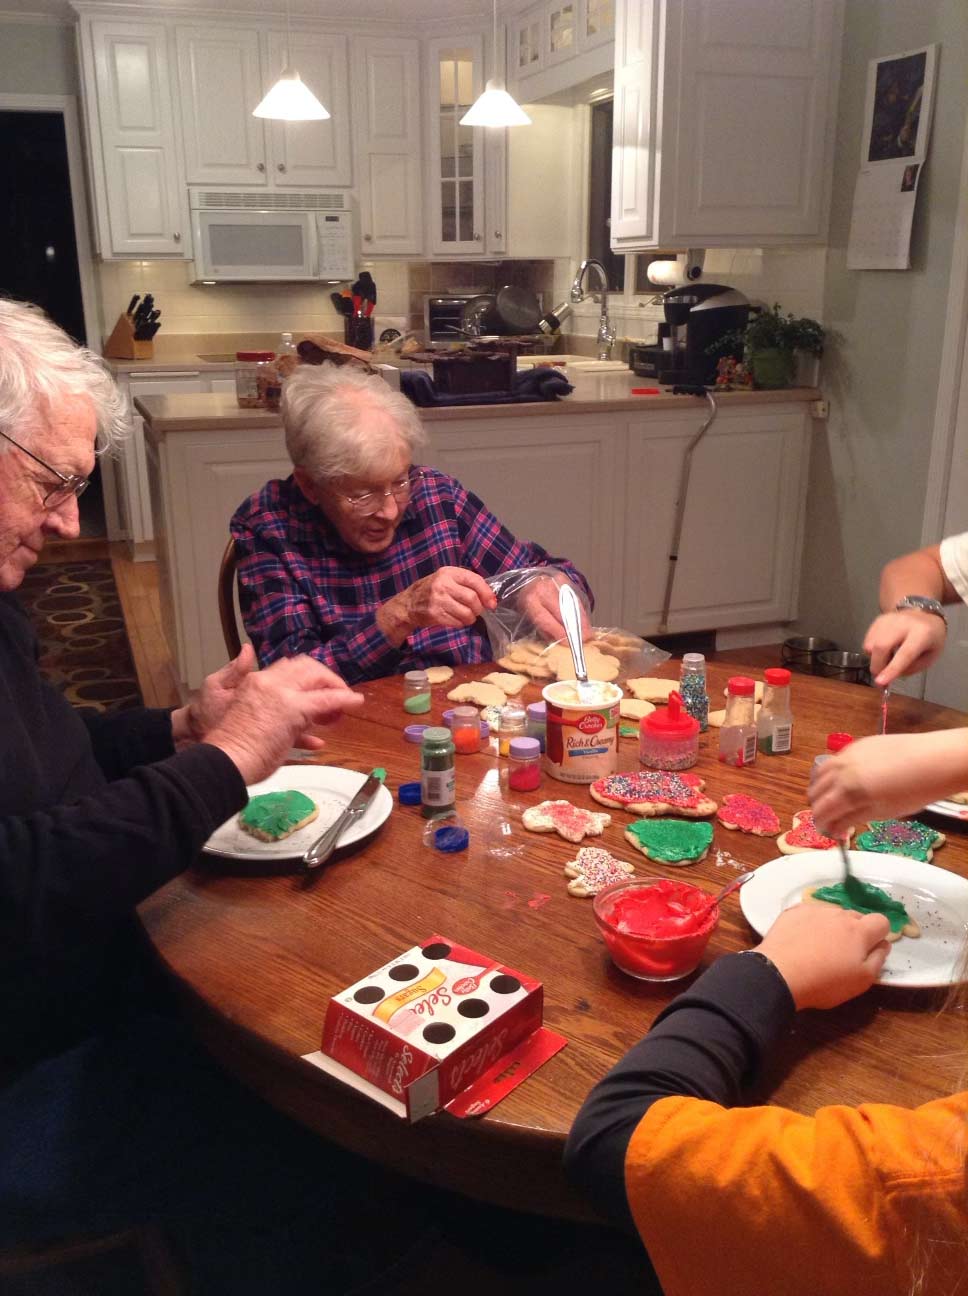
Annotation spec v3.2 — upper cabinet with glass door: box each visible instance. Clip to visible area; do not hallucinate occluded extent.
[510,0,615,100]
[426,35,506,258]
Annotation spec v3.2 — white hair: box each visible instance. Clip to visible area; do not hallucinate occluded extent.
[282,363,427,480]
[0,298,127,455]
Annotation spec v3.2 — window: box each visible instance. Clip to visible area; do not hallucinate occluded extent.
[587,99,624,291]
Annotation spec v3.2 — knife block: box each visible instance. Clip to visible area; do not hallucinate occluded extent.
[103,313,153,361]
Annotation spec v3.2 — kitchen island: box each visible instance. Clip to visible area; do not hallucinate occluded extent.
[138,387,820,691]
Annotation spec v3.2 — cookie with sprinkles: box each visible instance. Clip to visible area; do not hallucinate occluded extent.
[855,819,945,862]
[624,818,714,865]
[563,847,636,897]
[522,799,612,844]
[717,794,780,837]
[589,771,717,818]
[777,809,854,855]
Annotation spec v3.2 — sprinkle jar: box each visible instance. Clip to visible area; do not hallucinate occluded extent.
[497,702,526,757]
[451,705,483,755]
[403,670,431,714]
[638,690,700,770]
[420,726,455,819]
[526,701,547,753]
[500,736,543,794]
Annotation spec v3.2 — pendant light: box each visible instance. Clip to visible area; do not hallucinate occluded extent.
[460,0,531,128]
[253,0,329,122]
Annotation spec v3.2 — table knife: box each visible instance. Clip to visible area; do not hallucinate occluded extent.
[302,772,382,872]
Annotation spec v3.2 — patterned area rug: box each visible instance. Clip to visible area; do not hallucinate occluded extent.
[19,559,143,712]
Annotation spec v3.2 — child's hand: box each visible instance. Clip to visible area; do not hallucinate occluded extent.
[756,904,891,1010]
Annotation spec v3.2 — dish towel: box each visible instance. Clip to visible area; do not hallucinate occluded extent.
[400,367,574,408]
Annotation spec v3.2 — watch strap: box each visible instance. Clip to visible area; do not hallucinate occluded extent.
[894,596,947,624]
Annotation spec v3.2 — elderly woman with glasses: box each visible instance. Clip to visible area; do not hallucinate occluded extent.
[231,364,593,683]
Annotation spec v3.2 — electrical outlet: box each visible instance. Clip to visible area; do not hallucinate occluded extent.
[811,399,829,419]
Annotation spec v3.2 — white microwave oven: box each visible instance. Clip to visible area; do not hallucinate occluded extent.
[189,190,356,283]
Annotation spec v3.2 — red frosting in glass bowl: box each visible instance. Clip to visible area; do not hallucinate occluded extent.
[593,878,719,981]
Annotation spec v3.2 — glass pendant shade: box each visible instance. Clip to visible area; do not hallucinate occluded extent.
[252,69,330,121]
[460,79,531,128]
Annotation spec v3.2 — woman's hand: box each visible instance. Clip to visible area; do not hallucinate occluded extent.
[376,567,497,645]
[756,904,891,1010]
[863,610,947,687]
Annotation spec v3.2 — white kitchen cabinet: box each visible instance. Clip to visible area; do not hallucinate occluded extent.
[351,36,424,256]
[505,104,578,259]
[611,0,844,249]
[176,25,351,189]
[80,18,190,258]
[621,404,812,634]
[509,0,614,102]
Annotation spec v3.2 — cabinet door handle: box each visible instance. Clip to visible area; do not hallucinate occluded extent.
[173,232,181,242]
[257,162,266,172]
[494,231,502,239]
[474,232,482,241]
[363,233,372,242]
[277,163,286,173]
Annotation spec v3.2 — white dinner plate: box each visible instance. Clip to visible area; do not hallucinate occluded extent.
[740,850,968,987]
[203,765,393,862]
[924,798,968,823]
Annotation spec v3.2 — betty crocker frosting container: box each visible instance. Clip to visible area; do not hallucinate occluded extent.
[542,680,622,784]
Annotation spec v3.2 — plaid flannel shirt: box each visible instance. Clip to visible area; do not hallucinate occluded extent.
[230,469,593,684]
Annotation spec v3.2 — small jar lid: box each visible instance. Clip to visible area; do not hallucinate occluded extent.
[682,652,706,666]
[398,781,422,804]
[509,736,541,759]
[826,731,854,753]
[764,667,792,686]
[236,351,274,362]
[642,689,699,739]
[432,825,469,853]
[498,702,526,723]
[452,705,478,723]
[726,675,756,697]
[404,670,429,684]
[479,720,490,738]
[403,723,428,744]
[421,725,452,744]
[526,701,547,719]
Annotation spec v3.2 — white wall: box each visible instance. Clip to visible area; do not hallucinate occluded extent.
[794,0,968,651]
[0,19,78,96]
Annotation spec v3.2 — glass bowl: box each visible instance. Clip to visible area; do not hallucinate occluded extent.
[593,877,719,982]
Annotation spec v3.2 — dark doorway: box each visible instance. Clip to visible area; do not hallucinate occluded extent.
[0,108,105,538]
[588,98,624,292]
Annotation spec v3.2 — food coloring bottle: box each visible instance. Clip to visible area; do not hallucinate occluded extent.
[718,676,758,768]
[757,667,793,754]
[420,726,456,819]
[679,653,709,732]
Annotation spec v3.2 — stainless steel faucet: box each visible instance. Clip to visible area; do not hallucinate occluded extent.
[570,258,615,360]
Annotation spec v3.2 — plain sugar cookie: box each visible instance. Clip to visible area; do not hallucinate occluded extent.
[619,698,655,722]
[446,681,507,708]
[424,665,454,684]
[625,677,678,704]
[482,671,529,697]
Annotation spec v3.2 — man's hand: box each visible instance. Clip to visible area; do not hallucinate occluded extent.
[863,610,946,688]
[171,643,257,747]
[205,656,363,785]
[811,730,968,839]
[756,904,891,1010]
[518,576,591,643]
[376,567,497,645]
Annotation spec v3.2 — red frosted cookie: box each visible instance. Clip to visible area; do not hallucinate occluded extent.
[522,799,611,844]
[777,809,854,855]
[717,794,780,837]
[589,771,717,818]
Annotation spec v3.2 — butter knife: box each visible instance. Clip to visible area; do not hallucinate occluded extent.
[302,772,381,872]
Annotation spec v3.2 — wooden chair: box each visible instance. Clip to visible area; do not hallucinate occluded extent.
[217,536,243,660]
[0,1223,186,1295]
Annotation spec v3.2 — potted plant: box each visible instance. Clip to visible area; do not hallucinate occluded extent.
[713,304,825,389]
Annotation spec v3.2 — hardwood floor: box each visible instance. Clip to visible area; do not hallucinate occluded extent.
[109,545,183,708]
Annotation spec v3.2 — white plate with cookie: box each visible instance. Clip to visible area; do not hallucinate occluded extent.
[923,797,968,823]
[204,765,394,862]
[740,850,968,987]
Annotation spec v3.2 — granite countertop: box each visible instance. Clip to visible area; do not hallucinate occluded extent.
[135,387,821,436]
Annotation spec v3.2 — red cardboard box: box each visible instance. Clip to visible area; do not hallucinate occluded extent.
[309,935,566,1122]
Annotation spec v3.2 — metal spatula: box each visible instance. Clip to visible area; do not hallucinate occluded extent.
[558,584,596,705]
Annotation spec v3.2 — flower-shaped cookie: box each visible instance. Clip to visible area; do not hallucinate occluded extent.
[522,799,611,843]
[717,794,780,837]
[589,771,717,818]
[624,818,713,864]
[563,847,636,897]
[854,819,945,862]
[777,810,854,855]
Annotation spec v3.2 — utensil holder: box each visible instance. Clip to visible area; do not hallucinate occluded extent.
[344,317,373,350]
[103,313,153,360]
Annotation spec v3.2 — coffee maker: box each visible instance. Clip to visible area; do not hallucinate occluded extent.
[629,284,749,386]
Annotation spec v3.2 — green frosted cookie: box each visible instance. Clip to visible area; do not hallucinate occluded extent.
[854,819,944,862]
[624,818,714,865]
[240,790,318,842]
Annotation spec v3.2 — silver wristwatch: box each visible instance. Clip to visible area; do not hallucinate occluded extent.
[895,595,947,625]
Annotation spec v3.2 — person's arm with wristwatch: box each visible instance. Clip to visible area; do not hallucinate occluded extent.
[863,541,959,688]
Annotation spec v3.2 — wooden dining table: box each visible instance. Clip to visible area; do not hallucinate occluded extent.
[139,659,968,1222]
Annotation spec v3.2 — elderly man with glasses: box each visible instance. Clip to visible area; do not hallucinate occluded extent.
[232,364,593,683]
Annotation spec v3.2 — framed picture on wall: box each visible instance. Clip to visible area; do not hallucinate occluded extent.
[861,44,938,167]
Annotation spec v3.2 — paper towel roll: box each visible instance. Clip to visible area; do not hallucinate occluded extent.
[646,260,689,288]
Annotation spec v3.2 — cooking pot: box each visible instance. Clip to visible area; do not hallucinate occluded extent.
[461,285,542,337]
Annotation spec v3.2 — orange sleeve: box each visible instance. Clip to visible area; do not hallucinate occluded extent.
[624,1092,968,1296]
